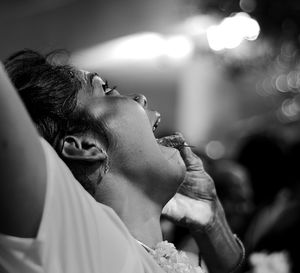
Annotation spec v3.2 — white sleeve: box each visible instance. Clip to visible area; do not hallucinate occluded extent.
[0,138,147,273]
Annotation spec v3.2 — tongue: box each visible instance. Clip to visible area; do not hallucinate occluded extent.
[156,134,185,149]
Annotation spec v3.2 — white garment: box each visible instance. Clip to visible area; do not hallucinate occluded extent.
[0,139,164,273]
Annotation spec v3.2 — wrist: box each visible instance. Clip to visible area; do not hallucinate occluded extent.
[228,234,245,273]
[188,197,222,234]
[189,198,244,273]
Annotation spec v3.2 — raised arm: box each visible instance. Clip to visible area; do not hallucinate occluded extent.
[0,63,46,238]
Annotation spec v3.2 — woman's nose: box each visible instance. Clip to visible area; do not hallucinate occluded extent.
[130,94,148,108]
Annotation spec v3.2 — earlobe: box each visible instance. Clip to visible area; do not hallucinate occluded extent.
[61,135,107,163]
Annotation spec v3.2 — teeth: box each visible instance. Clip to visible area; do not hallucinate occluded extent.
[152,117,161,132]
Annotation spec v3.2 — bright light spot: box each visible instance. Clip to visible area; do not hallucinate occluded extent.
[164,36,194,59]
[205,141,225,159]
[206,25,225,51]
[112,33,165,60]
[182,15,215,36]
[243,19,260,40]
[206,12,260,51]
[221,16,245,48]
[73,32,194,67]
[111,33,193,61]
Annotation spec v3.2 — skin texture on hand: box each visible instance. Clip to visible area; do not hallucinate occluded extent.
[162,133,244,273]
[162,133,217,231]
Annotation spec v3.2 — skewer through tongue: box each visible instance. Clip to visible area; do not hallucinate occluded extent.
[156,134,185,149]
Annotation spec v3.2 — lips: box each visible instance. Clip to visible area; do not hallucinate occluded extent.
[151,111,161,132]
[152,115,161,132]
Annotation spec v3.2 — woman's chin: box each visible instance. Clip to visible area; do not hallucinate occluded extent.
[159,144,186,186]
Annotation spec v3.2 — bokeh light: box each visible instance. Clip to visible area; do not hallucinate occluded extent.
[205,140,226,159]
[112,33,165,60]
[164,35,194,59]
[206,12,260,51]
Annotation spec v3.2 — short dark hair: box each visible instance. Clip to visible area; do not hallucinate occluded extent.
[5,49,107,195]
[4,49,106,148]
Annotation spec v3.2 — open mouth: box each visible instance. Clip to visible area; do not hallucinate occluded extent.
[152,112,161,132]
[156,134,185,149]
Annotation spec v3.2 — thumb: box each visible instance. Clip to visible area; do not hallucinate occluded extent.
[174,133,203,172]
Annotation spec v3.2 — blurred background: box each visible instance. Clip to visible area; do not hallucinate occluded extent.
[1,0,300,272]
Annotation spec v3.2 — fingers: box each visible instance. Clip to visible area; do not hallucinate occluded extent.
[180,146,204,171]
[174,132,204,172]
[173,133,217,200]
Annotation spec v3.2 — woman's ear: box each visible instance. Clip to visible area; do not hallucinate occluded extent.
[61,135,107,163]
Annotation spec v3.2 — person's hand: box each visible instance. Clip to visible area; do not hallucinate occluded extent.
[162,133,218,231]
[162,134,245,273]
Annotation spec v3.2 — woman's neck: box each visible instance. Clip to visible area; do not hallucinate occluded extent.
[95,177,164,248]
[124,211,163,248]
[115,193,163,248]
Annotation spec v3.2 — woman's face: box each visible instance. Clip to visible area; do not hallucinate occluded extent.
[76,70,186,196]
